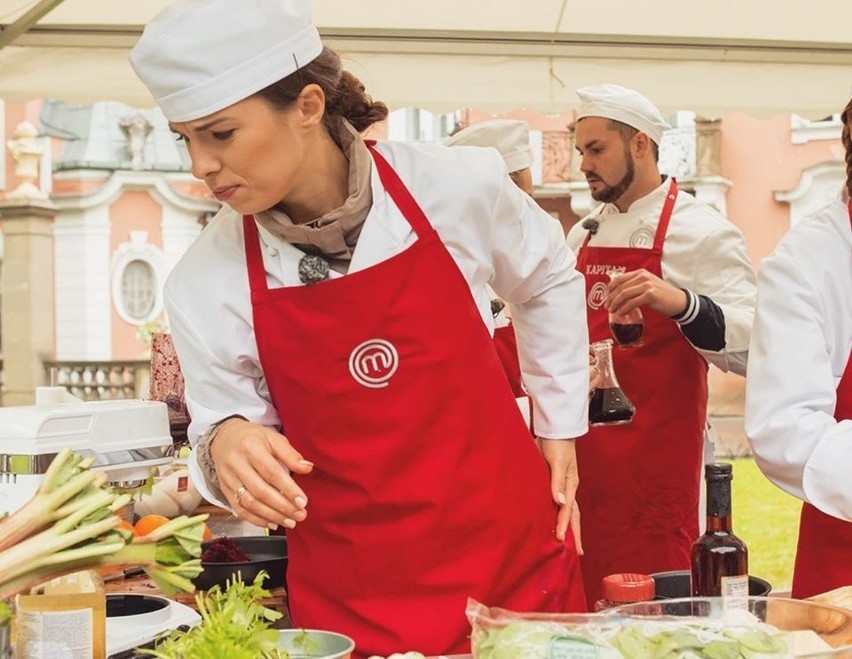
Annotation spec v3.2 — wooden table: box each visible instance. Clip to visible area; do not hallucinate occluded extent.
[103,572,290,625]
[104,574,471,657]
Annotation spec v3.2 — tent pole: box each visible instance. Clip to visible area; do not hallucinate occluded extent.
[0,0,66,50]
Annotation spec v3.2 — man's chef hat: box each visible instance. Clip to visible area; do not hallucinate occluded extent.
[576,84,671,145]
[129,0,323,122]
[446,119,532,173]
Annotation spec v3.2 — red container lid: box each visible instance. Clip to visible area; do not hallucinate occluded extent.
[601,573,656,603]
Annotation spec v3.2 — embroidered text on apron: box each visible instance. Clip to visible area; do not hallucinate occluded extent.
[575,179,708,605]
[791,200,852,599]
[243,143,586,656]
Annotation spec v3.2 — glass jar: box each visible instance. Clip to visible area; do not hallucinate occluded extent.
[593,573,656,611]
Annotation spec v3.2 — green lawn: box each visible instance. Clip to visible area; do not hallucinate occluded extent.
[730,457,802,593]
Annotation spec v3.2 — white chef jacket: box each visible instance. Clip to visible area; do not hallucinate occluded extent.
[164,140,590,504]
[565,179,756,374]
[745,199,852,520]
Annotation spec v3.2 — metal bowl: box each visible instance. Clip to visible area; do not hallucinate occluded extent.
[193,535,288,591]
[651,569,772,599]
[276,629,355,659]
[613,596,852,657]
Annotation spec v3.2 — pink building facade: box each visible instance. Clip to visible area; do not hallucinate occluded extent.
[1,99,845,408]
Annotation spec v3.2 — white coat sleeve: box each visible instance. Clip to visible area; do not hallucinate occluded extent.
[487,184,590,440]
[688,221,755,375]
[164,275,281,508]
[745,247,852,520]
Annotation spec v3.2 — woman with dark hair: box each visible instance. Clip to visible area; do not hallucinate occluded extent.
[746,96,852,599]
[130,0,589,655]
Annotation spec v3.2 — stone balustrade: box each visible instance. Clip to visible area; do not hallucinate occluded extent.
[42,360,150,401]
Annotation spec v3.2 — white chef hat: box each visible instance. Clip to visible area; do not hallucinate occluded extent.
[576,84,671,145]
[446,119,532,173]
[129,0,323,123]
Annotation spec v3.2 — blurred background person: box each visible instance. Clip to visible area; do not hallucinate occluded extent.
[448,119,602,421]
[746,95,852,599]
[447,119,535,400]
[565,83,756,604]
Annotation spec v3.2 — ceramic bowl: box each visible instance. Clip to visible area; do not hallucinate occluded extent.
[276,629,355,659]
[193,535,287,591]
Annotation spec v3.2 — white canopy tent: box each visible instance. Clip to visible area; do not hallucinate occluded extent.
[1,0,852,118]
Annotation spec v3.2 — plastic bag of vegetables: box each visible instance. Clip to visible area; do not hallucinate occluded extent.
[466,599,792,658]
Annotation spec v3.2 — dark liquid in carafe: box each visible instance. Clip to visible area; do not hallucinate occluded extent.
[589,387,635,425]
[611,323,644,347]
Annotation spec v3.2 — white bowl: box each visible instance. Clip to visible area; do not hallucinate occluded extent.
[277,629,355,658]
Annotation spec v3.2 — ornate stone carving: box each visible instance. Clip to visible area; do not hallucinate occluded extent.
[541,130,572,183]
[659,125,696,179]
[119,113,153,170]
[6,122,47,200]
[694,117,722,177]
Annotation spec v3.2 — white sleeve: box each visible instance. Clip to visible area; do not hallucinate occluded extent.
[164,277,281,507]
[488,183,590,440]
[689,221,756,375]
[745,247,852,520]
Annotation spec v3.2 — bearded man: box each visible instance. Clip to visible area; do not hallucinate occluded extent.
[565,84,756,605]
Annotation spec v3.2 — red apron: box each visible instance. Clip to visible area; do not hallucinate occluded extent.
[493,323,525,398]
[791,200,852,599]
[243,144,585,657]
[575,179,708,605]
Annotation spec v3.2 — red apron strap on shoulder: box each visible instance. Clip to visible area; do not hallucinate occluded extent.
[242,214,269,294]
[365,143,433,239]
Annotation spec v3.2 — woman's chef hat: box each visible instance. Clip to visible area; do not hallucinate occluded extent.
[446,119,532,173]
[576,84,671,145]
[129,0,322,122]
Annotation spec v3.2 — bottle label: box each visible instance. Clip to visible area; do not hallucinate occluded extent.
[721,574,749,610]
[16,608,93,658]
[549,635,600,658]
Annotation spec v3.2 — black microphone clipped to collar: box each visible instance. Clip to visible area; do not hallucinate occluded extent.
[581,217,600,235]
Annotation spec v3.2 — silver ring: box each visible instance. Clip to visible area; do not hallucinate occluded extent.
[234,485,248,507]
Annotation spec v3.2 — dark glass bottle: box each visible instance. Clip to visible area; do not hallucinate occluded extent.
[690,463,748,601]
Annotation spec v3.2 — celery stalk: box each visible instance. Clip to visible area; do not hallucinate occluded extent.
[0,450,208,601]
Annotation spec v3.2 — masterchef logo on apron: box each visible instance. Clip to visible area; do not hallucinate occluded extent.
[587,282,608,310]
[348,338,399,388]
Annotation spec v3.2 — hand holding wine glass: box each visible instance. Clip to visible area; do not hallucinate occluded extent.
[607,270,644,348]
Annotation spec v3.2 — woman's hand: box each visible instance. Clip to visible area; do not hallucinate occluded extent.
[210,418,314,531]
[589,347,602,392]
[537,437,583,555]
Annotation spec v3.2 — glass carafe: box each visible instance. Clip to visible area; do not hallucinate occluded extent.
[589,339,635,426]
[608,272,644,348]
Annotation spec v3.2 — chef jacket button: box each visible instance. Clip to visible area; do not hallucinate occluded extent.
[268,247,279,257]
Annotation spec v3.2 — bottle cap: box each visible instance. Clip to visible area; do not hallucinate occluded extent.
[601,573,656,603]
[705,462,733,481]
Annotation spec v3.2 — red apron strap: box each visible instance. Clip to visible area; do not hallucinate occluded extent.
[366,142,433,240]
[242,214,269,294]
[652,178,679,251]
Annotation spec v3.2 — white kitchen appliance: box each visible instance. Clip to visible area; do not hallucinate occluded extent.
[106,593,201,656]
[0,387,173,516]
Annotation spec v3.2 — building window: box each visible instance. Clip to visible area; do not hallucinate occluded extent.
[111,231,165,326]
[120,259,157,320]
